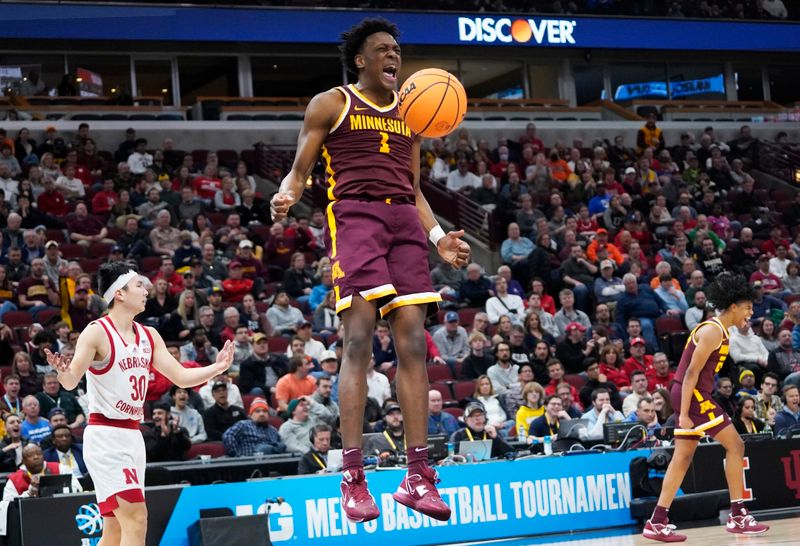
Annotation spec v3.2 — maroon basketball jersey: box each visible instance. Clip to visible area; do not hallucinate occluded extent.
[322,84,415,201]
[675,318,730,395]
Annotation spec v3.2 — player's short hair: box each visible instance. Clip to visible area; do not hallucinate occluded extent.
[705,272,754,311]
[98,262,139,308]
[339,17,400,76]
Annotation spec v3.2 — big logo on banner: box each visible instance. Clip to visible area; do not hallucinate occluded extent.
[159,452,640,546]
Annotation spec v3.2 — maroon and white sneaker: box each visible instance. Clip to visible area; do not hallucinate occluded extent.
[726,511,770,535]
[392,465,451,521]
[340,468,380,523]
[642,519,687,542]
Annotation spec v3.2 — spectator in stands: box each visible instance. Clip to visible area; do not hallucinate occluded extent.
[306,374,338,428]
[560,244,597,312]
[237,333,285,396]
[500,222,533,266]
[460,331,494,380]
[35,372,84,429]
[136,187,171,226]
[179,326,219,367]
[615,273,669,349]
[751,281,786,321]
[459,263,492,308]
[13,353,41,397]
[485,276,525,326]
[586,228,623,266]
[40,422,84,478]
[579,358,622,410]
[54,164,85,200]
[66,202,112,248]
[432,311,469,368]
[503,362,538,416]
[221,261,253,303]
[264,222,297,272]
[556,380,583,417]
[446,158,480,194]
[16,258,59,320]
[360,354,390,409]
[203,380,246,442]
[684,290,708,331]
[143,402,191,462]
[279,398,313,455]
[450,402,513,459]
[516,194,544,239]
[773,385,800,436]
[0,144,21,178]
[2,444,70,501]
[427,389,459,436]
[37,177,68,217]
[223,397,285,457]
[472,373,512,435]
[20,396,50,444]
[767,329,800,382]
[593,259,625,306]
[547,149,571,184]
[622,371,652,416]
[556,322,596,374]
[486,342,519,396]
[298,424,333,475]
[583,388,625,440]
[169,386,207,444]
[623,336,654,376]
[751,372,782,423]
[553,288,591,337]
[0,374,23,420]
[127,138,153,174]
[644,352,673,392]
[150,209,182,257]
[286,322,325,363]
[636,113,664,155]
[265,291,303,335]
[5,246,29,284]
[274,356,316,413]
[430,260,465,298]
[282,252,313,303]
[727,125,759,168]
[522,311,556,350]
[472,173,498,209]
[732,395,768,435]
[177,186,205,227]
[0,414,24,471]
[515,381,546,437]
[784,262,800,295]
[214,175,241,212]
[712,377,737,417]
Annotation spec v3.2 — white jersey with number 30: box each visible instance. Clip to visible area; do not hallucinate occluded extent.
[88,316,154,421]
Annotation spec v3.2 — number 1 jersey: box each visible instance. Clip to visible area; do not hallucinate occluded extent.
[88,316,154,421]
[322,84,416,202]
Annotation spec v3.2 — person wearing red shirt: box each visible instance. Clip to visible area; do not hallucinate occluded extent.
[90,178,119,216]
[63,149,92,189]
[222,261,254,303]
[424,329,448,367]
[264,222,297,272]
[645,352,675,392]
[37,178,68,216]
[543,360,579,400]
[599,345,631,392]
[749,255,784,295]
[529,279,556,316]
[601,168,625,196]
[192,164,221,201]
[153,257,185,297]
[623,337,655,378]
[4,444,62,500]
[519,123,544,151]
[761,225,795,259]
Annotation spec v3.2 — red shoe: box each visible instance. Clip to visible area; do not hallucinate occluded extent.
[642,519,687,542]
[340,468,380,523]
[392,465,451,521]
[726,511,770,535]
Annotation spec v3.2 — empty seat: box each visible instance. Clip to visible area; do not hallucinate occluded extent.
[184,442,226,460]
[427,364,453,382]
[71,114,101,121]
[102,114,129,121]
[252,114,277,121]
[129,114,156,121]
[227,114,253,121]
[2,311,33,328]
[277,113,303,121]
[452,380,477,401]
[156,113,185,121]
[59,243,86,259]
[430,382,454,402]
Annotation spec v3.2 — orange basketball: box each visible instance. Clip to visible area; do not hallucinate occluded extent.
[398,68,467,138]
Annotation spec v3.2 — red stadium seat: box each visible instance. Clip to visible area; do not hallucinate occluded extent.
[138,256,163,275]
[443,407,463,419]
[88,242,114,257]
[427,364,452,382]
[563,374,586,390]
[59,243,86,259]
[81,258,103,274]
[45,229,66,243]
[452,380,477,401]
[457,308,480,327]
[36,309,61,326]
[2,311,33,328]
[267,336,289,353]
[385,366,397,383]
[268,415,285,429]
[655,316,686,335]
[184,442,227,460]
[241,394,257,412]
[430,382,454,402]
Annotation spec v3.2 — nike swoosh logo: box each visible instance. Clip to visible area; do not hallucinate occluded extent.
[354,106,369,111]
[343,448,359,455]
[414,447,427,453]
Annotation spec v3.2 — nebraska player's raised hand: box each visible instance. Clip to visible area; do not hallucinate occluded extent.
[44,348,72,373]
[213,340,235,373]
[437,230,471,268]
[270,192,296,222]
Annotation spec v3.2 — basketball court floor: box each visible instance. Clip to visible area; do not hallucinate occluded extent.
[454,512,799,546]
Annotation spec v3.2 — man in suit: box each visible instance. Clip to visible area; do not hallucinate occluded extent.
[42,424,87,478]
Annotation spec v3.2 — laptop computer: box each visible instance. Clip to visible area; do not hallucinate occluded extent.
[38,474,74,497]
[458,440,493,461]
[603,422,645,446]
[558,419,589,440]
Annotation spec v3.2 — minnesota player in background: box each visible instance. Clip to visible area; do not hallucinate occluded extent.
[271,18,469,523]
[643,272,769,542]
[46,262,233,546]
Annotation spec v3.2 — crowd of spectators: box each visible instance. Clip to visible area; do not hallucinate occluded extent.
[0,111,799,499]
[68,0,794,21]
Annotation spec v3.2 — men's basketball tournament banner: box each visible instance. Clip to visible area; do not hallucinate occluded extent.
[11,440,800,546]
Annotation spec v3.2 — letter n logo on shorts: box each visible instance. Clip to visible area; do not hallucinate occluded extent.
[123,468,139,485]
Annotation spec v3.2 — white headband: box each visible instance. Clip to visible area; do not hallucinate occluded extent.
[103,271,139,304]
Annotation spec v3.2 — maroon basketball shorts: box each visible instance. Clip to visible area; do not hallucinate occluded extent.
[670,383,732,441]
[324,198,441,318]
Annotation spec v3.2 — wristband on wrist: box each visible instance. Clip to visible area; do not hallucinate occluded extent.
[429,225,446,246]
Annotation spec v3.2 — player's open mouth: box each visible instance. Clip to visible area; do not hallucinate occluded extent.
[382,66,397,83]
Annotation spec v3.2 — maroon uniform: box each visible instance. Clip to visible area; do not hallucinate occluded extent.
[670,317,732,440]
[322,85,441,317]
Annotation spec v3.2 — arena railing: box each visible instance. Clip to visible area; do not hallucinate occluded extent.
[758,139,800,187]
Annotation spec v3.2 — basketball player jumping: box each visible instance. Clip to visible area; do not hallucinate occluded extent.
[271,18,469,523]
[643,272,769,542]
[45,262,234,546]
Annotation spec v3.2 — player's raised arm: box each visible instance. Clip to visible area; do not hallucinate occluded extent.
[411,136,470,268]
[47,322,103,391]
[678,323,722,430]
[271,89,343,221]
[146,326,235,388]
